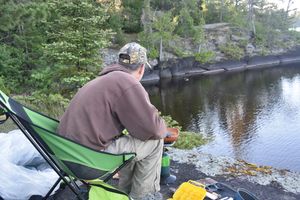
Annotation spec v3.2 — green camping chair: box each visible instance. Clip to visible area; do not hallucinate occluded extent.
[0,90,136,199]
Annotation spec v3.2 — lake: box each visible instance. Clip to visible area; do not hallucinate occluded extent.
[147,64,300,172]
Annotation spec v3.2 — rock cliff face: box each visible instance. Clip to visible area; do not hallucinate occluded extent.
[101,23,300,84]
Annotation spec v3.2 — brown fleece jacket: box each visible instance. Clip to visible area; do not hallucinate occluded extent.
[57,64,167,150]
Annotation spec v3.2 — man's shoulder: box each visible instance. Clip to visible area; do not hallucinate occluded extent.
[106,71,140,87]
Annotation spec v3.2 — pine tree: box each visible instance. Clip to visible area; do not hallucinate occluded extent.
[0,0,48,91]
[152,11,178,61]
[176,6,195,37]
[122,0,144,33]
[44,0,113,71]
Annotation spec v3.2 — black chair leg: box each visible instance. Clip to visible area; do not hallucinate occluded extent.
[44,177,62,199]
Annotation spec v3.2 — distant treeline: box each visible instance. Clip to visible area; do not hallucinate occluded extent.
[0,0,299,101]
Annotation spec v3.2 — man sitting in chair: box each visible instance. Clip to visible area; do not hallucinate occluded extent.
[58,42,167,200]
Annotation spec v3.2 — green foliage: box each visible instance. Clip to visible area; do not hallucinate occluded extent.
[203,0,223,23]
[29,68,53,92]
[288,30,300,44]
[238,39,249,48]
[138,31,159,59]
[171,4,206,56]
[107,12,123,32]
[122,0,143,33]
[176,7,195,37]
[55,68,96,97]
[61,73,93,94]
[113,29,126,46]
[105,6,126,46]
[204,0,246,24]
[182,0,204,26]
[151,0,180,10]
[0,0,49,92]
[219,43,244,60]
[160,113,210,149]
[172,45,191,58]
[1,0,300,100]
[255,20,281,48]
[148,48,159,59]
[139,10,178,59]
[0,44,25,92]
[173,131,209,149]
[44,0,113,70]
[14,92,69,118]
[195,51,215,64]
[152,11,178,41]
[160,114,182,131]
[192,17,205,44]
[29,65,96,98]
[252,2,293,48]
[228,9,248,29]
[0,76,10,95]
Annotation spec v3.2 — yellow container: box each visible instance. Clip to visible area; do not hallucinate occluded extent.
[171,180,206,200]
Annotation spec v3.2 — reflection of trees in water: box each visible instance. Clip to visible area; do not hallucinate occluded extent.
[148,65,300,156]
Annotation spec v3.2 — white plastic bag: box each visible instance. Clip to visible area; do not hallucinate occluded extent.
[0,130,59,200]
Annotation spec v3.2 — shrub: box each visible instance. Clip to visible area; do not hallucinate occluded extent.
[148,48,159,59]
[238,39,249,48]
[122,0,143,33]
[219,43,244,60]
[174,131,210,149]
[62,75,92,91]
[0,76,10,95]
[194,51,215,64]
[160,113,211,149]
[0,45,25,93]
[14,92,69,118]
[161,114,182,131]
[288,30,300,44]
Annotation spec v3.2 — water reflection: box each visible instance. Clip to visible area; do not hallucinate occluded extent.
[147,64,300,172]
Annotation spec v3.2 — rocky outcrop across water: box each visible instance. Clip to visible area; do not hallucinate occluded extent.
[140,46,300,84]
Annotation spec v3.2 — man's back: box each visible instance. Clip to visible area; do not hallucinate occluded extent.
[58,64,166,150]
[58,42,167,199]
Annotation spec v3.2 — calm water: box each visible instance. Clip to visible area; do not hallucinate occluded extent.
[147,64,300,172]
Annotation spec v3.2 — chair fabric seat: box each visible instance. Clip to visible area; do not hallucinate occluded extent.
[0,90,135,199]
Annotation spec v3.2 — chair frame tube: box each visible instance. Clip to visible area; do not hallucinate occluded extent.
[9,114,84,200]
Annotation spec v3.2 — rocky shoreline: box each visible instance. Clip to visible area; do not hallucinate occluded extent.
[162,159,300,200]
[168,148,300,195]
[101,46,300,85]
[141,46,300,84]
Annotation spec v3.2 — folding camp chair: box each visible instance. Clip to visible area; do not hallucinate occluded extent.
[0,90,136,200]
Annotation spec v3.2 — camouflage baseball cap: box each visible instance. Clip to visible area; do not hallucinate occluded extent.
[118,42,152,69]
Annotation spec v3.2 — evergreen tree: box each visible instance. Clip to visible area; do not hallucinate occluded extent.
[152,11,178,61]
[0,0,48,91]
[176,6,195,37]
[122,0,143,33]
[44,0,113,71]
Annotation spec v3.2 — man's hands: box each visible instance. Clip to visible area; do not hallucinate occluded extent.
[164,128,179,144]
[165,132,173,138]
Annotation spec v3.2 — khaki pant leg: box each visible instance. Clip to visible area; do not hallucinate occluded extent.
[129,139,163,198]
[104,135,163,198]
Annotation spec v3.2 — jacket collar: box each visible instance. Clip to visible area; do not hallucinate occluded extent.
[98,63,131,76]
